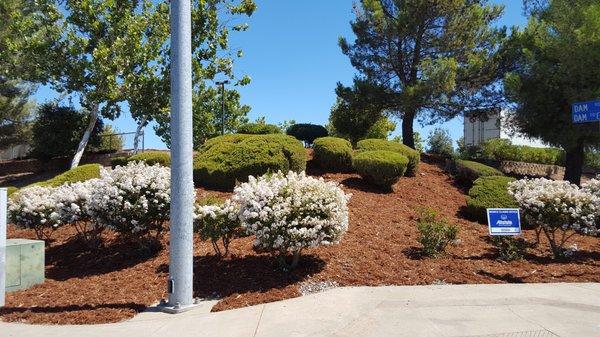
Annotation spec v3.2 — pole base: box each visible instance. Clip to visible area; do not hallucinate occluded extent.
[157,298,206,314]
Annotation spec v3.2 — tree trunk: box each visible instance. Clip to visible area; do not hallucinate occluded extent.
[70,105,99,169]
[563,139,585,185]
[133,115,147,154]
[401,112,415,149]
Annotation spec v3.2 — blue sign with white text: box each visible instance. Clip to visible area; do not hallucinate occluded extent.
[572,100,600,124]
[487,208,521,236]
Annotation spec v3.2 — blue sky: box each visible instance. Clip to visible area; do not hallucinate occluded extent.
[33,0,528,150]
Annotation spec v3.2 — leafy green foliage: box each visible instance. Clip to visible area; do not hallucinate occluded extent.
[490,236,529,262]
[6,186,18,197]
[453,159,503,184]
[340,0,507,148]
[127,151,171,167]
[110,156,129,168]
[286,123,328,145]
[364,117,396,140]
[504,0,600,184]
[416,209,458,257]
[352,150,408,190]
[89,125,123,154]
[237,122,281,135]
[356,139,420,176]
[30,104,103,160]
[479,139,564,165]
[465,176,517,222]
[392,132,424,153]
[0,78,35,150]
[329,80,387,144]
[427,128,454,156]
[312,137,354,172]
[193,134,306,190]
[36,164,101,187]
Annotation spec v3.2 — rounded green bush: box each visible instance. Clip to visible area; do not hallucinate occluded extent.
[465,176,517,223]
[193,134,306,190]
[353,150,409,189]
[127,151,171,166]
[237,123,281,135]
[37,164,101,187]
[286,123,328,145]
[110,156,129,168]
[312,137,353,171]
[6,186,18,197]
[356,139,420,176]
[454,159,503,184]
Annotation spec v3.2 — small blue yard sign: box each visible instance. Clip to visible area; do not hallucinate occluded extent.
[572,100,600,124]
[487,208,521,236]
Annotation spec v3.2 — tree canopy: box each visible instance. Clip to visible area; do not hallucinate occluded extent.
[340,0,509,149]
[504,0,600,184]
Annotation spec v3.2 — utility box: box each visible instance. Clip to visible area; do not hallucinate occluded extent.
[5,239,45,292]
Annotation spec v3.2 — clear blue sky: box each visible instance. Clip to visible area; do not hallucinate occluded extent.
[34,0,528,150]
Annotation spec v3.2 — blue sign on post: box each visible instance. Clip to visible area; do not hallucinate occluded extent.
[487,208,521,236]
[572,100,600,124]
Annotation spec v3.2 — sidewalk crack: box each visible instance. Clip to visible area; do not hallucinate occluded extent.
[252,305,266,337]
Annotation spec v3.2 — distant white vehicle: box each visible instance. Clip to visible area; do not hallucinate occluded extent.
[464,109,548,148]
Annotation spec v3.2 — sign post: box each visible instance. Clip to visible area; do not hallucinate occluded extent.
[487,208,521,236]
[0,188,7,307]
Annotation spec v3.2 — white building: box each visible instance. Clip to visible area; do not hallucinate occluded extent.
[464,109,548,148]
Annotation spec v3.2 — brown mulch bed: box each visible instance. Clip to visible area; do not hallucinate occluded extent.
[1,158,599,325]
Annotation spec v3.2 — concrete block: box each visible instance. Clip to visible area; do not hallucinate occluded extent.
[5,239,45,292]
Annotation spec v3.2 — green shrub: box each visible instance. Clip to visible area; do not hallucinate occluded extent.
[286,123,328,145]
[490,236,529,262]
[6,186,18,197]
[126,151,171,166]
[110,156,129,168]
[89,125,123,153]
[453,159,503,184]
[465,176,517,222]
[353,150,408,189]
[356,139,420,176]
[426,128,454,156]
[416,208,458,257]
[194,198,242,257]
[480,138,565,165]
[237,122,281,134]
[38,164,101,187]
[193,134,306,190]
[312,137,353,171]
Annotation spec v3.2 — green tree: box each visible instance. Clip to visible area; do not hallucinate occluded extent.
[504,0,600,184]
[365,117,396,140]
[155,85,250,148]
[30,103,103,160]
[0,78,35,149]
[426,128,454,156]
[392,132,424,153]
[339,0,508,149]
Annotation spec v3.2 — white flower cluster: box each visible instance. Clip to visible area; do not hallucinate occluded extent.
[194,200,241,255]
[8,185,63,238]
[508,178,598,236]
[582,175,600,197]
[8,162,171,240]
[231,171,351,253]
[88,162,171,235]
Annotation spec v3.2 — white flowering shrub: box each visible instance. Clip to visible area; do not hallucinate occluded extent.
[88,162,171,238]
[54,180,105,247]
[194,199,242,257]
[233,171,351,269]
[508,178,599,258]
[8,185,62,239]
[582,176,600,197]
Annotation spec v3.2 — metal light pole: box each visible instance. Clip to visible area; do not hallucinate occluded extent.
[165,0,195,313]
[215,80,230,135]
[0,188,7,308]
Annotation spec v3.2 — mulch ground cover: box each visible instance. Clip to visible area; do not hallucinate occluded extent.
[1,157,599,324]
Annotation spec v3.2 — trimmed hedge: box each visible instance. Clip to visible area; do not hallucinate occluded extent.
[453,159,503,184]
[193,134,306,190]
[353,150,409,190]
[356,139,420,176]
[37,164,101,187]
[127,151,171,166]
[110,156,129,168]
[312,137,353,171]
[480,138,565,165]
[286,123,328,145]
[237,123,281,135]
[465,176,517,223]
[7,186,18,197]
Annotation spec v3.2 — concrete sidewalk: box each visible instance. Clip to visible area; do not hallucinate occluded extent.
[1,283,599,337]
